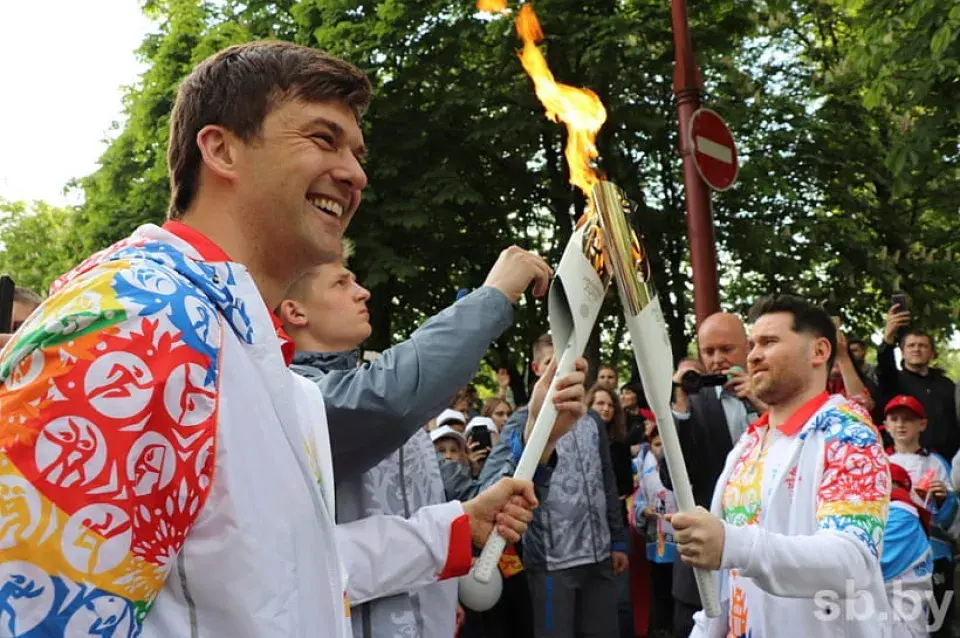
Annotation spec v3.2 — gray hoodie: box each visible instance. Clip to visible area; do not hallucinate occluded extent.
[477,406,628,572]
[291,287,514,638]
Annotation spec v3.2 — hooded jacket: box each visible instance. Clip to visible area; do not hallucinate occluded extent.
[290,285,515,638]
[481,407,628,572]
[0,224,473,638]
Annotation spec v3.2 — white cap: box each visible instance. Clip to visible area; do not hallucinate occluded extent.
[436,409,467,427]
[465,417,497,436]
[430,425,466,446]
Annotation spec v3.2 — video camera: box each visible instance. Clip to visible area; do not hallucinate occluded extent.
[676,370,728,395]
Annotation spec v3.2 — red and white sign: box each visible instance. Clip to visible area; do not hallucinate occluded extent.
[688,108,739,191]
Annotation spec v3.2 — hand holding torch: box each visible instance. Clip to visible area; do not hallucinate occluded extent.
[459,215,609,610]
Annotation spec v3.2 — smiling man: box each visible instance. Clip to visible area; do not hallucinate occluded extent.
[672,294,890,638]
[0,42,564,638]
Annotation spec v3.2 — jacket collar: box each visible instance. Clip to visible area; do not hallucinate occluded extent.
[162,222,295,366]
[748,391,831,437]
[292,349,359,373]
[53,223,293,366]
[885,445,930,457]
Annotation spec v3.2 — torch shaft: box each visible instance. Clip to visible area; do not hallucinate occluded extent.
[473,338,583,583]
[624,303,721,618]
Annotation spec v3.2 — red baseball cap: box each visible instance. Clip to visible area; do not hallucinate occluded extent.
[889,463,912,492]
[639,408,655,422]
[884,395,926,419]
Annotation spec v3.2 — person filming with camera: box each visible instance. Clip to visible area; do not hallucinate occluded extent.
[658,312,766,637]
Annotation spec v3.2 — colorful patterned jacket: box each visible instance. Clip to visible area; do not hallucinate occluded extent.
[0,224,471,638]
[691,393,892,638]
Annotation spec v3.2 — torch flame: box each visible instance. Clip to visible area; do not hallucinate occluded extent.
[515,4,607,196]
[477,0,508,12]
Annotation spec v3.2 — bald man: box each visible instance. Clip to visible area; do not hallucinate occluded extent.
[659,312,767,637]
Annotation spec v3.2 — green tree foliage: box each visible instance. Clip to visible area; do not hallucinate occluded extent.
[2,0,958,383]
[718,0,960,344]
[0,200,80,295]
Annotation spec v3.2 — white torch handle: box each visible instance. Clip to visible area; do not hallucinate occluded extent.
[625,301,722,618]
[473,339,581,583]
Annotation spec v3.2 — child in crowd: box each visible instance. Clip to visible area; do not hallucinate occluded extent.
[633,426,676,635]
[431,425,467,464]
[883,463,934,637]
[886,395,959,637]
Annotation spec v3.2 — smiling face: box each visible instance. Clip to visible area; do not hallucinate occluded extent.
[231,99,368,270]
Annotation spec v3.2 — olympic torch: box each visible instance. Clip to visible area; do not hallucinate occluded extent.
[592,180,721,617]
[459,215,609,609]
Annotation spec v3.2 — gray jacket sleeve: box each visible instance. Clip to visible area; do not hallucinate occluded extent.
[440,459,480,501]
[318,287,514,481]
[595,412,629,550]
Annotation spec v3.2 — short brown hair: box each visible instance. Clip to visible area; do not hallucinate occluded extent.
[167,41,372,219]
[481,398,511,418]
[279,238,355,308]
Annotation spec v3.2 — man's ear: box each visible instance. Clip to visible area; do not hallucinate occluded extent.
[919,419,929,433]
[278,299,308,329]
[812,336,832,368]
[196,124,242,182]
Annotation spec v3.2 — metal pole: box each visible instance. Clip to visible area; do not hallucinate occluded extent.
[671,0,720,325]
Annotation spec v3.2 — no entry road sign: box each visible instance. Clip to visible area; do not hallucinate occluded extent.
[688,108,739,191]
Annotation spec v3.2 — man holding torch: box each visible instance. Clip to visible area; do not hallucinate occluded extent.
[669,294,890,637]
[0,41,584,638]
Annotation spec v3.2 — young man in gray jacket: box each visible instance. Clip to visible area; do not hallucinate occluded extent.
[480,333,629,638]
[278,245,585,638]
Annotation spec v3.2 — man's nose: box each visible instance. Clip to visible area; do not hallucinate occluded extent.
[332,151,368,191]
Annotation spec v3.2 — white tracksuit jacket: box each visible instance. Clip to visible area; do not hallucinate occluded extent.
[0,223,471,637]
[691,394,892,638]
